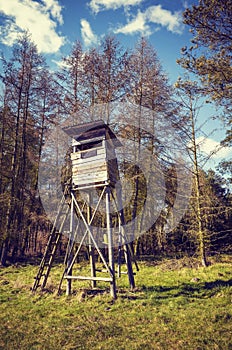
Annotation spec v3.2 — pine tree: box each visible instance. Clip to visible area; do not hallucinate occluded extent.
[177,0,232,180]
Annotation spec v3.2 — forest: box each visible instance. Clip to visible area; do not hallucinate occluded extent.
[0,0,231,268]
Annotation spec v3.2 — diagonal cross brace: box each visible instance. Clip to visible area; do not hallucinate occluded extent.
[65,187,113,278]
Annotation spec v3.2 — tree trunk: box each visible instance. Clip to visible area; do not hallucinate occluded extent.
[0,239,9,266]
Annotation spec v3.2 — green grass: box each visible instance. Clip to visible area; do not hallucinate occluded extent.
[0,255,232,350]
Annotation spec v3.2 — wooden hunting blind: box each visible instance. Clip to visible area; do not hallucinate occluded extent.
[63,120,121,189]
[32,120,137,299]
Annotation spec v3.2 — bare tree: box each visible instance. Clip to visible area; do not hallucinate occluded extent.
[174,77,220,266]
[0,33,55,264]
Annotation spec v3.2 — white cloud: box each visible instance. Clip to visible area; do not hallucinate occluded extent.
[80,19,98,47]
[114,4,183,36]
[114,11,150,35]
[197,136,232,159]
[146,5,183,34]
[89,0,143,13]
[41,0,63,25]
[0,0,65,53]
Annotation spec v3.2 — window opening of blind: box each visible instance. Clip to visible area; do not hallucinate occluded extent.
[81,149,97,159]
[81,140,102,150]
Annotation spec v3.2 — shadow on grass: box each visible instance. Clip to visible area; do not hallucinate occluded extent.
[140,279,232,300]
[54,278,232,300]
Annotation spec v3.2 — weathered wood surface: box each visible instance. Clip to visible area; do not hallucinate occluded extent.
[64,275,113,282]
[72,171,108,185]
[72,160,107,173]
[71,145,119,186]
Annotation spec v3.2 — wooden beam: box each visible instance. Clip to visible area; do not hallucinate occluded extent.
[87,191,96,288]
[64,275,113,282]
[106,186,117,299]
[96,268,134,275]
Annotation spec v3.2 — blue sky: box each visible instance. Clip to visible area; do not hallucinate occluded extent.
[0,0,193,81]
[0,0,231,168]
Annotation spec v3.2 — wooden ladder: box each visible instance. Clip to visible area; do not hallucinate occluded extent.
[32,193,70,291]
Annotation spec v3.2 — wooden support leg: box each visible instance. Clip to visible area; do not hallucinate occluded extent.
[87,191,96,288]
[66,266,72,296]
[106,187,117,299]
[66,194,74,296]
[123,243,135,290]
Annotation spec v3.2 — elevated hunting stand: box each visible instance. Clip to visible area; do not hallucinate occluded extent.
[32,120,138,298]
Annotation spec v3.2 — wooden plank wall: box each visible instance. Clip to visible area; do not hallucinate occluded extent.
[71,146,108,186]
[71,140,120,187]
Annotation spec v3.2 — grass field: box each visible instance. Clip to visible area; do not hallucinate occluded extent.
[0,255,232,350]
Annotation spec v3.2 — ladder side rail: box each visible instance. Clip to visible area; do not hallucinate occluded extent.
[32,195,67,291]
[41,203,70,289]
